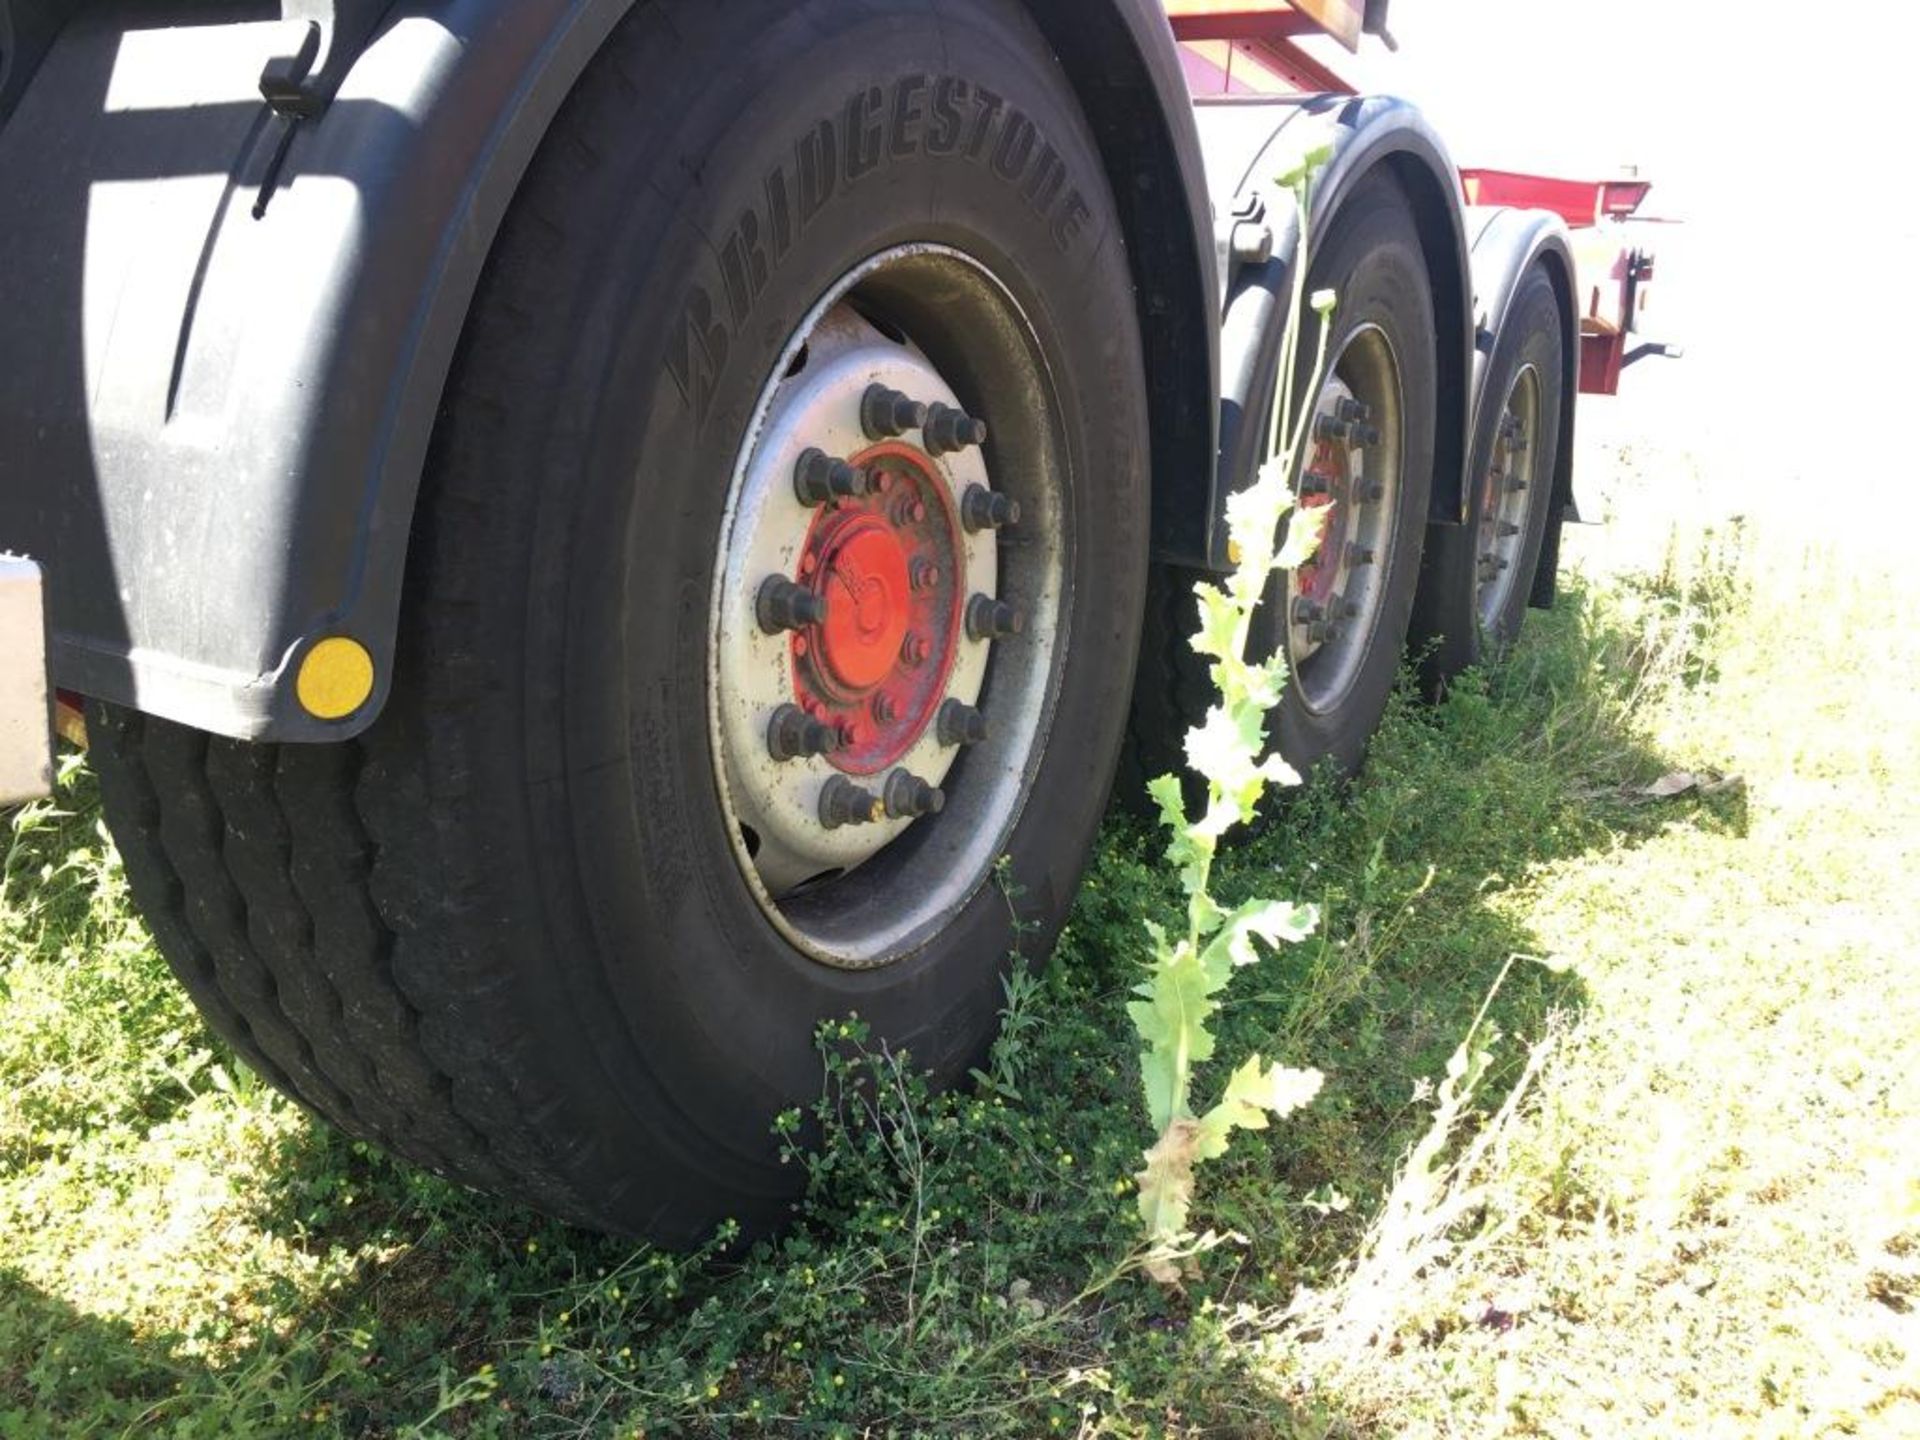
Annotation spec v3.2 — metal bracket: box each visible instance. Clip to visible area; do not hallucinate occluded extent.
[258,21,325,119]
[1622,341,1684,368]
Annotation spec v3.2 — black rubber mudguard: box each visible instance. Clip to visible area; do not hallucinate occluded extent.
[1461,205,1582,606]
[0,0,1218,742]
[1193,93,1476,570]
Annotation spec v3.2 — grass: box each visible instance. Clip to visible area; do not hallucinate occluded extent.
[3,477,1917,1436]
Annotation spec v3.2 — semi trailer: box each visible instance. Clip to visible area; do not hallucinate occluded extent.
[0,0,1660,1241]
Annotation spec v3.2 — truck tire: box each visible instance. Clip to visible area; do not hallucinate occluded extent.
[88,0,1148,1242]
[1411,263,1565,688]
[1126,171,1437,790]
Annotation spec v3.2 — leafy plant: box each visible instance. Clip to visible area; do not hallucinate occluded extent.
[1129,146,1338,1282]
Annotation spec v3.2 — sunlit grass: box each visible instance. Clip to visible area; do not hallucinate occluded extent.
[3,474,1914,1436]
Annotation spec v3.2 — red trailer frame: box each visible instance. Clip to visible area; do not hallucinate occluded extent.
[1165,1,1669,397]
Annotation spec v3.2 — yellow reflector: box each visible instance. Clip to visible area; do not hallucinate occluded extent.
[296,637,375,721]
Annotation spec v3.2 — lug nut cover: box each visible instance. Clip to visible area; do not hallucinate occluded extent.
[862,384,928,440]
[924,402,989,456]
[793,448,869,506]
[967,595,1025,641]
[1314,414,1353,444]
[757,577,826,633]
[937,699,989,747]
[884,769,946,819]
[767,703,839,762]
[820,775,885,829]
[961,484,1021,533]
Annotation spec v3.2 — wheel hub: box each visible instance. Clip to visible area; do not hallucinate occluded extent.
[1285,325,1405,715]
[794,444,964,774]
[1475,365,1541,625]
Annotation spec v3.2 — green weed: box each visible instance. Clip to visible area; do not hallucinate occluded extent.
[3,493,1912,1436]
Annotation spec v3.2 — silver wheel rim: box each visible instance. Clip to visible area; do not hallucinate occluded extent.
[1475,364,1542,627]
[708,246,1068,970]
[1286,323,1406,716]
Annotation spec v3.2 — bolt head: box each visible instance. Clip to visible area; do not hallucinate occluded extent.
[793,448,869,506]
[862,385,928,440]
[884,769,946,819]
[1314,413,1353,445]
[757,576,826,634]
[961,485,1020,534]
[925,402,988,456]
[937,699,989,747]
[966,595,1024,641]
[820,775,885,829]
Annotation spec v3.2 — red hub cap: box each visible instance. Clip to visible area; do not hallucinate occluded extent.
[792,443,963,775]
[1295,435,1351,604]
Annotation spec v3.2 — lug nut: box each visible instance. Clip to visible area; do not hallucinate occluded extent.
[966,594,1025,641]
[757,577,826,633]
[1346,544,1376,567]
[1313,413,1353,444]
[1359,481,1387,503]
[820,775,885,829]
[1497,520,1521,538]
[1507,476,1531,494]
[871,693,898,724]
[1336,396,1373,424]
[890,494,928,526]
[767,703,839,762]
[937,699,989,747]
[901,633,929,667]
[910,556,941,593]
[1351,422,1381,447]
[961,484,1021,533]
[923,402,989,456]
[1291,596,1325,627]
[1338,596,1361,620]
[884,769,947,819]
[862,385,928,440]
[793,448,869,506]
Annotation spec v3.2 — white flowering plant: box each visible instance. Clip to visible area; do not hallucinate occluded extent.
[1131,146,1338,1284]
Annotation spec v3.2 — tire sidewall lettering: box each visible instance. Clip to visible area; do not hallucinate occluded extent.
[664,71,1102,431]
